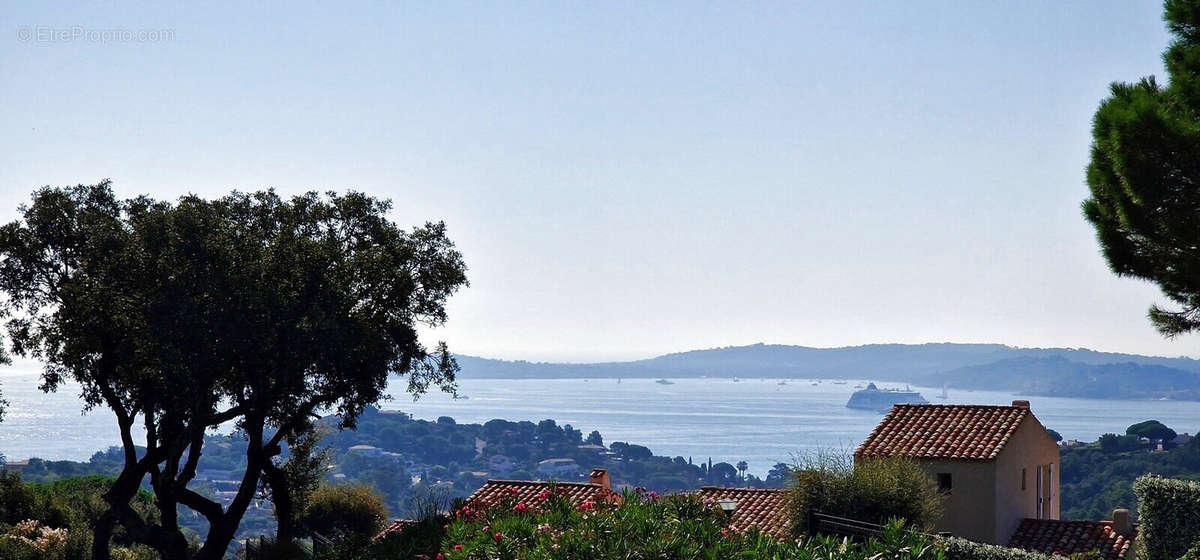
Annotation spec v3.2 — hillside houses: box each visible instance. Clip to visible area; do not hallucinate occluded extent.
[403,400,1137,560]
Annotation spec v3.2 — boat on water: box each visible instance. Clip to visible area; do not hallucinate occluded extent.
[845,382,927,411]
[655,379,674,385]
[777,380,787,386]
[832,380,847,385]
[732,377,740,382]
[937,383,948,399]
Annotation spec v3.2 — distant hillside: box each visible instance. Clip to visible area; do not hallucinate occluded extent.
[927,356,1200,400]
[453,343,1200,401]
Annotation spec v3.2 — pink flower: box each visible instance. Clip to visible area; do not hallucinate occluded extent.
[437,554,445,560]
[493,532,503,543]
[647,491,659,502]
[537,490,551,501]
[453,544,463,551]
[513,502,528,513]
[578,500,596,511]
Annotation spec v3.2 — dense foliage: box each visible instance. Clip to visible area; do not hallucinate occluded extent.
[787,454,942,535]
[1083,0,1200,337]
[299,483,389,555]
[0,182,467,559]
[1132,475,1200,560]
[941,537,1057,560]
[415,489,945,560]
[1060,427,1200,520]
[0,472,157,559]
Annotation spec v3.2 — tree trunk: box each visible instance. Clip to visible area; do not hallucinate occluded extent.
[264,461,295,544]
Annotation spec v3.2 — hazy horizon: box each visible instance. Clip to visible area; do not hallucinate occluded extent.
[5,2,1200,362]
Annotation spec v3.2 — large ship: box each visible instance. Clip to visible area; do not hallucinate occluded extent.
[845,382,927,411]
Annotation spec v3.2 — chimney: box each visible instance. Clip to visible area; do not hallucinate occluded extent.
[1012,400,1030,409]
[1112,508,1133,537]
[589,469,611,490]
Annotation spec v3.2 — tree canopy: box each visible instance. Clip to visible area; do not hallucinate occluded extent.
[0,182,468,559]
[1084,0,1200,337]
[1127,420,1178,442]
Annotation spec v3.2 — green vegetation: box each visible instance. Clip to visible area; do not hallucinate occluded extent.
[1132,475,1200,560]
[424,490,944,560]
[0,472,157,559]
[0,182,467,559]
[1125,420,1177,442]
[1061,421,1200,520]
[319,408,778,517]
[299,484,389,558]
[941,537,1056,560]
[787,453,943,535]
[1083,0,1200,338]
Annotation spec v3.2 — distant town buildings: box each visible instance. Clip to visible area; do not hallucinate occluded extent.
[536,457,579,477]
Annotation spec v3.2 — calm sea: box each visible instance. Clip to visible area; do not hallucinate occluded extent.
[2,368,1198,476]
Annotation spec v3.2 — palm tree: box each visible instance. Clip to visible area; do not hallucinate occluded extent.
[736,461,748,481]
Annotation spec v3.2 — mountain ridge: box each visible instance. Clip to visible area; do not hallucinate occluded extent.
[452,343,1200,401]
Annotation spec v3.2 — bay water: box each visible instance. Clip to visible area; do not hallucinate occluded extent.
[2,369,1197,477]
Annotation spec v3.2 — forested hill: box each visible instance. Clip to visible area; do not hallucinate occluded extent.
[455,343,1200,400]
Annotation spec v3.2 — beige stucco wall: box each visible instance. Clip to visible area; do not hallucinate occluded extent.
[910,413,1060,544]
[917,458,997,542]
[993,413,1061,544]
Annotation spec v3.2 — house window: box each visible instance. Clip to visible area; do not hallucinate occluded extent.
[1022,468,1026,490]
[937,473,952,493]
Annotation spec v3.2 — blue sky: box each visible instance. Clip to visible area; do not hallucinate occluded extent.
[1,2,1193,362]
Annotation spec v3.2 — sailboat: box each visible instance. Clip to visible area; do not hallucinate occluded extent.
[937,383,948,399]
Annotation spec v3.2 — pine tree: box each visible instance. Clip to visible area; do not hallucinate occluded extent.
[1084,0,1200,336]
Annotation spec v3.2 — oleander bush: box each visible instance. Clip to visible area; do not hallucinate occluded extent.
[425,487,945,560]
[940,536,1057,560]
[787,452,943,535]
[1132,475,1200,560]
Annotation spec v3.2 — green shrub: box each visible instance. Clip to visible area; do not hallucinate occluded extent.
[302,483,389,560]
[941,536,1057,560]
[1132,475,1200,560]
[437,489,945,560]
[788,452,943,535]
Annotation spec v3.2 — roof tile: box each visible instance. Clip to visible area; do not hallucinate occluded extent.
[855,404,1030,460]
[1008,519,1137,560]
[466,479,620,511]
[696,486,790,538]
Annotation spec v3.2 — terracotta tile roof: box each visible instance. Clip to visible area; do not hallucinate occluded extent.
[696,487,791,538]
[855,404,1030,460]
[1007,519,1137,560]
[466,479,620,511]
[375,518,419,540]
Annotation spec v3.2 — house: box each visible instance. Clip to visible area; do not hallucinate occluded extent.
[465,469,620,511]
[856,400,1060,544]
[347,444,382,458]
[1,459,29,472]
[487,454,516,475]
[1007,509,1137,560]
[695,486,790,538]
[536,457,579,477]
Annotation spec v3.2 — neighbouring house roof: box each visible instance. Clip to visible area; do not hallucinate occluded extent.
[696,487,790,538]
[376,518,419,540]
[1007,519,1137,560]
[537,458,577,465]
[466,479,620,511]
[855,403,1031,461]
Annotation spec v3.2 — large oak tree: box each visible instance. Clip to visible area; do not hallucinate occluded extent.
[1084,0,1200,337]
[0,182,467,559]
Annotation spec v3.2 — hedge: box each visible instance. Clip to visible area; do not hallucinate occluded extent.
[941,537,1058,560]
[1133,475,1200,560]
